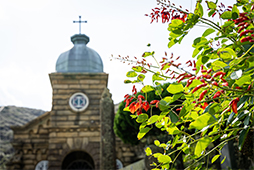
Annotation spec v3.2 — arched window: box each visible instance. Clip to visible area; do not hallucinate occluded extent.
[61,151,94,170]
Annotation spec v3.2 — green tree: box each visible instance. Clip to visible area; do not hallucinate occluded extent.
[117,0,254,169]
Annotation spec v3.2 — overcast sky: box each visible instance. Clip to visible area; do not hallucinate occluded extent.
[0,0,224,111]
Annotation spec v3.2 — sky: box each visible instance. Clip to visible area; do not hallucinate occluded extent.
[0,0,210,111]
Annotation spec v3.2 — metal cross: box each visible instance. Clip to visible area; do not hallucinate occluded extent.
[73,16,87,34]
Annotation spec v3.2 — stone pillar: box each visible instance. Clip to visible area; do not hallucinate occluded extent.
[100,88,116,170]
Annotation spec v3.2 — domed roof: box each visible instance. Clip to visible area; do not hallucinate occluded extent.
[56,34,103,73]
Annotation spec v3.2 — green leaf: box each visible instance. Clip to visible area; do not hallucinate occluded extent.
[126,71,137,78]
[130,114,137,119]
[179,103,195,118]
[221,39,228,43]
[168,38,176,48]
[141,85,155,93]
[208,103,220,115]
[152,72,165,82]
[202,28,215,37]
[211,60,228,71]
[124,80,132,84]
[142,51,154,58]
[169,111,179,123]
[238,127,250,151]
[221,156,226,164]
[147,115,159,125]
[154,140,160,146]
[206,1,217,9]
[145,147,152,156]
[187,79,202,89]
[158,100,169,111]
[189,113,216,130]
[168,19,184,28]
[137,127,151,140]
[193,37,208,48]
[166,126,180,135]
[218,47,236,61]
[235,75,251,86]
[153,153,163,158]
[137,74,145,82]
[195,2,203,17]
[243,114,250,126]
[195,137,212,158]
[208,9,216,17]
[232,5,239,19]
[167,84,184,94]
[227,112,235,125]
[136,113,148,123]
[123,107,130,112]
[155,85,163,96]
[220,11,232,19]
[192,46,202,58]
[132,66,143,72]
[158,155,172,163]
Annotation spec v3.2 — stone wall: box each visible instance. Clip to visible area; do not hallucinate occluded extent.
[48,72,108,170]
[115,137,145,167]
[6,112,50,170]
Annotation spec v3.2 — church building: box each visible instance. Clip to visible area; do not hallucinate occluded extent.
[6,17,144,170]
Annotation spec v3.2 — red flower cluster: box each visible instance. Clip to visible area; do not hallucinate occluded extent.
[229,97,240,114]
[146,5,187,23]
[124,85,161,116]
[234,12,254,43]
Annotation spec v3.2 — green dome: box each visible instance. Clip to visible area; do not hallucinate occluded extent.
[56,34,103,73]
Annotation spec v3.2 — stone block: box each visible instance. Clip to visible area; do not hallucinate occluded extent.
[79,131,100,137]
[86,89,102,94]
[48,149,59,155]
[80,79,101,84]
[23,159,34,164]
[48,155,60,161]
[56,132,78,137]
[52,94,69,100]
[53,105,70,110]
[23,165,35,170]
[89,115,100,120]
[89,84,106,89]
[68,84,81,88]
[80,84,89,88]
[52,116,68,121]
[122,152,135,157]
[54,110,72,115]
[89,136,101,142]
[57,80,79,84]
[52,84,68,89]
[49,137,66,143]
[56,121,76,127]
[68,115,77,121]
[23,154,36,160]
[57,100,68,105]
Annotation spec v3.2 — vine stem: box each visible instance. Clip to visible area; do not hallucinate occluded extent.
[240,44,254,58]
[184,136,238,170]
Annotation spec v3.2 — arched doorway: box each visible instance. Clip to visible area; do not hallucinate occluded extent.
[61,151,95,170]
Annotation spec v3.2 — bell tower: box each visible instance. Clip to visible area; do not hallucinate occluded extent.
[48,26,111,169]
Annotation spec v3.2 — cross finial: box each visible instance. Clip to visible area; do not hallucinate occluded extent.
[73,16,87,34]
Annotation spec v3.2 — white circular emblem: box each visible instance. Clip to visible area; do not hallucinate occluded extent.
[69,92,89,112]
[35,160,48,170]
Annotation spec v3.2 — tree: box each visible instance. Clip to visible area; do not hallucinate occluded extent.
[115,0,254,169]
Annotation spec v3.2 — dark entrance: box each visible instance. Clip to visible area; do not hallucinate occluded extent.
[62,151,95,170]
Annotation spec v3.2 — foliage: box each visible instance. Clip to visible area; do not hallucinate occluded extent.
[118,0,254,169]
[114,82,184,145]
